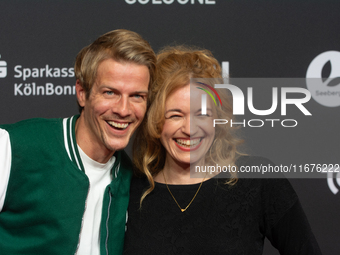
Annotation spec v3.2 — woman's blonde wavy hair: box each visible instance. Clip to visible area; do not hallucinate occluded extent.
[133,45,243,206]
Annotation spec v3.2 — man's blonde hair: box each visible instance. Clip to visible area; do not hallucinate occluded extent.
[74,29,156,112]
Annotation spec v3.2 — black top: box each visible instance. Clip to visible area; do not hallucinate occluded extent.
[124,156,322,255]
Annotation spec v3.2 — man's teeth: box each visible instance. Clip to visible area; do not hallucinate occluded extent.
[176,138,201,147]
[107,121,129,129]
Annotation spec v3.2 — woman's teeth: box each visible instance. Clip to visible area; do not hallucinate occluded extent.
[175,138,201,148]
[107,121,129,129]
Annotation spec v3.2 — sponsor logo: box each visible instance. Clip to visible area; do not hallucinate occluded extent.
[0,56,7,78]
[125,0,216,4]
[327,170,340,194]
[14,82,76,96]
[306,51,340,107]
[12,65,76,96]
[14,65,74,81]
[0,57,75,96]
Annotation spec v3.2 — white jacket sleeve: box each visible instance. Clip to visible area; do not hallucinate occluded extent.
[0,128,11,212]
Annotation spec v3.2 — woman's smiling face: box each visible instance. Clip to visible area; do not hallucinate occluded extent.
[160,84,216,167]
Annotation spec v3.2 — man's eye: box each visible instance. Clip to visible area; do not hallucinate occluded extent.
[132,94,146,101]
[105,91,114,95]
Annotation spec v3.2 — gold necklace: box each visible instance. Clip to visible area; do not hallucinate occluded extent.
[162,171,205,212]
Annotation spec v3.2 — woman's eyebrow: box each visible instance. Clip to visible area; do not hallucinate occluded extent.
[165,109,183,114]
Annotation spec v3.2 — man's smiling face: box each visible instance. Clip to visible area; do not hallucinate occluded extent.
[76,58,150,162]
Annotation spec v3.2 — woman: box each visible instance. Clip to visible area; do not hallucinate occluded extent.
[124,46,321,254]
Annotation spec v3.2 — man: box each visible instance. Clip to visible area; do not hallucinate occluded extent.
[0,29,156,255]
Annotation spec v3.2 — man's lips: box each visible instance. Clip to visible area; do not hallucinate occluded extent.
[107,120,130,130]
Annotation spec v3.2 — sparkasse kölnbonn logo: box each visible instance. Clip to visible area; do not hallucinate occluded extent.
[0,56,7,78]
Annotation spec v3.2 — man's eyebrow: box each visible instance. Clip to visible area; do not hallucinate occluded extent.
[133,90,148,94]
[99,85,148,94]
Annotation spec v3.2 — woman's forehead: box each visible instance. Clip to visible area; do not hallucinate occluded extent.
[165,85,215,112]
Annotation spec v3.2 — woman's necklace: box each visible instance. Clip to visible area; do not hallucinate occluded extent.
[162,171,205,212]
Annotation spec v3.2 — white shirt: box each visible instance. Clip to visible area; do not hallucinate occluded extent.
[0,128,11,211]
[76,146,115,255]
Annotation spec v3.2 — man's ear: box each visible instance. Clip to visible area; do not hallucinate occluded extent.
[76,79,86,107]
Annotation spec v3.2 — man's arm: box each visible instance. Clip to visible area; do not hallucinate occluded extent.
[0,128,11,211]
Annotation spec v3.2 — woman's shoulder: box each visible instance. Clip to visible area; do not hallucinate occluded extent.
[131,174,149,188]
[234,156,298,212]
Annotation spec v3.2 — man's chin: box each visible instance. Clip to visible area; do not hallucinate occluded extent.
[107,140,130,153]
[104,129,137,153]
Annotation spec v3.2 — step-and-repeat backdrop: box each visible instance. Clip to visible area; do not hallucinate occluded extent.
[0,1,339,254]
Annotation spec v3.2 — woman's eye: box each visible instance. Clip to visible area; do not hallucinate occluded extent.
[170,115,182,119]
[198,113,211,117]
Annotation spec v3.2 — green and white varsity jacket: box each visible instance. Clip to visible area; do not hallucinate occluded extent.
[0,116,132,255]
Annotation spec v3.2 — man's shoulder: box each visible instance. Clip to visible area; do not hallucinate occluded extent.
[0,116,75,146]
[1,117,64,132]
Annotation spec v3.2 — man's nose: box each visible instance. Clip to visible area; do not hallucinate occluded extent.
[112,96,131,117]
